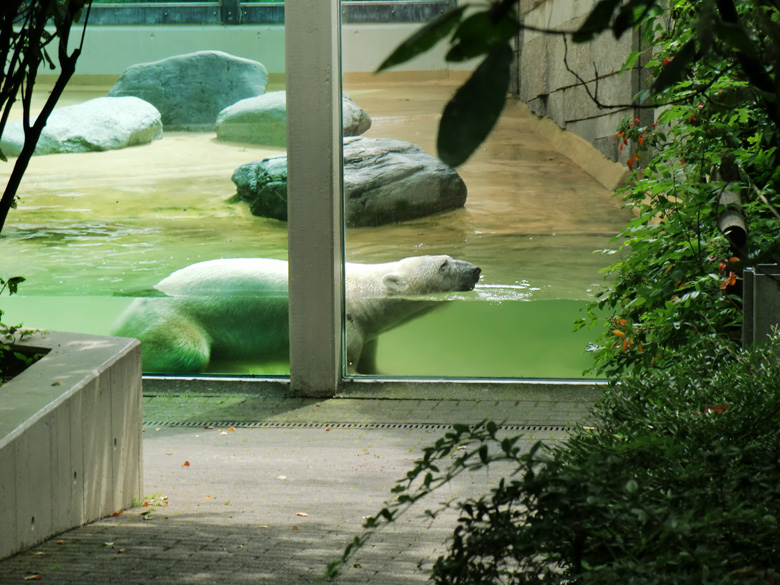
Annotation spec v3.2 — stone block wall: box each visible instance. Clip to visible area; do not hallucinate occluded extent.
[514,0,651,163]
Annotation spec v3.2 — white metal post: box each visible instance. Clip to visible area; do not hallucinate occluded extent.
[285,0,344,396]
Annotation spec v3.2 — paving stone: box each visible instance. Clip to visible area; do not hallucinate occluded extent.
[0,397,577,584]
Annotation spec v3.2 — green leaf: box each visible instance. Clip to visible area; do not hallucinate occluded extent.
[619,50,641,76]
[573,0,621,43]
[437,43,512,167]
[445,11,518,62]
[612,0,655,39]
[651,39,696,94]
[377,6,468,72]
[6,276,25,295]
[712,21,759,60]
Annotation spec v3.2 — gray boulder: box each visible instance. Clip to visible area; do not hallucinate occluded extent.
[231,154,289,220]
[230,136,467,227]
[0,96,162,156]
[108,50,268,131]
[215,91,371,146]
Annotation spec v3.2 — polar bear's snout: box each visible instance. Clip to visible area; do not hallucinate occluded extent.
[443,257,481,291]
[459,260,481,291]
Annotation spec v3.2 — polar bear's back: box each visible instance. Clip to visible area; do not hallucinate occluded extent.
[156,258,288,297]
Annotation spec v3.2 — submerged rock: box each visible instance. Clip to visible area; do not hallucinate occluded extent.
[108,50,268,131]
[230,136,467,227]
[0,96,162,156]
[215,91,371,146]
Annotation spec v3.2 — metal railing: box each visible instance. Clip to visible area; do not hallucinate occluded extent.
[88,1,457,25]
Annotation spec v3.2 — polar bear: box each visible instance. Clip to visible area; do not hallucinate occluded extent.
[112,255,481,374]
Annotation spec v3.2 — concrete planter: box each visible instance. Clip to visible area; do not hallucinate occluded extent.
[0,331,142,561]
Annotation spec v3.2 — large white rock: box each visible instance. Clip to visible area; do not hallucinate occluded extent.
[108,50,268,131]
[215,91,371,146]
[0,96,162,156]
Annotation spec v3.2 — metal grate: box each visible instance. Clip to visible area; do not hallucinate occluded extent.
[142,420,576,432]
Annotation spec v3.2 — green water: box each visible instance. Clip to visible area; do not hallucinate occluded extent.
[1,295,599,378]
[0,84,626,380]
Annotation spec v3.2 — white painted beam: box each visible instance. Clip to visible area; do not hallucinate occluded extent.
[285,0,345,396]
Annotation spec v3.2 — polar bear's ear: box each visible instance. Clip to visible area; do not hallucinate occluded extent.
[383,273,408,294]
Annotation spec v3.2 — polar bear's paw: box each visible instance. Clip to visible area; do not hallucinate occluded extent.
[136,319,212,374]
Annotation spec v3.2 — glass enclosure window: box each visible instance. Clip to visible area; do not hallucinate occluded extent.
[340,28,628,379]
[1,1,618,383]
[1,13,290,375]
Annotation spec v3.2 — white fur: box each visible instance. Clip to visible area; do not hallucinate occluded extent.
[113,255,481,374]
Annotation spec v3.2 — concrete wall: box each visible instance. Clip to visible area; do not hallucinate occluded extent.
[516,0,649,163]
[67,23,477,77]
[0,332,142,561]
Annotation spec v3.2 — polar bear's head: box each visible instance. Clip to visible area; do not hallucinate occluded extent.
[382,255,481,295]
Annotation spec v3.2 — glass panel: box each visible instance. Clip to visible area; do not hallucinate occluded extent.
[1,16,289,375]
[340,26,628,378]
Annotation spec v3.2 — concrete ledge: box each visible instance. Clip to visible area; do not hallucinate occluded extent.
[0,331,142,561]
[511,99,630,192]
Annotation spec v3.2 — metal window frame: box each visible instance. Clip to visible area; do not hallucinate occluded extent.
[88,0,457,25]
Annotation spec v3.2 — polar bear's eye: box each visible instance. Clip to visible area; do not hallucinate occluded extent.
[439,259,449,271]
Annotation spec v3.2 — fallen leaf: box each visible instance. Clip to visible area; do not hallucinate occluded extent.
[23,575,43,581]
[32,552,46,557]
[204,425,214,430]
[353,563,362,569]
[182,461,190,468]
[117,548,126,554]
[296,512,308,517]
[110,510,123,517]
[220,431,228,436]
[56,540,65,545]
[325,428,331,431]
[292,525,298,530]
[276,475,286,480]
[228,426,236,432]
[104,542,114,547]
[51,381,62,386]
[205,495,213,499]
[166,452,175,456]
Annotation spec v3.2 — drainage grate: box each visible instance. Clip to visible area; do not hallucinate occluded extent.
[142,420,576,432]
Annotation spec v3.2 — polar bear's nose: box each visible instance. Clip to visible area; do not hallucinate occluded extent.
[462,264,481,290]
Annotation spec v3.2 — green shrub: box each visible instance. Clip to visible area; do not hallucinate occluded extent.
[0,276,35,384]
[329,339,780,584]
[578,0,780,377]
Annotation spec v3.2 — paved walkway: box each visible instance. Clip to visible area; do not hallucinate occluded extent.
[0,394,594,584]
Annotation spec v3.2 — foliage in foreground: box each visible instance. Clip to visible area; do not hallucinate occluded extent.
[0,0,93,233]
[0,276,37,384]
[327,340,780,584]
[578,0,780,376]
